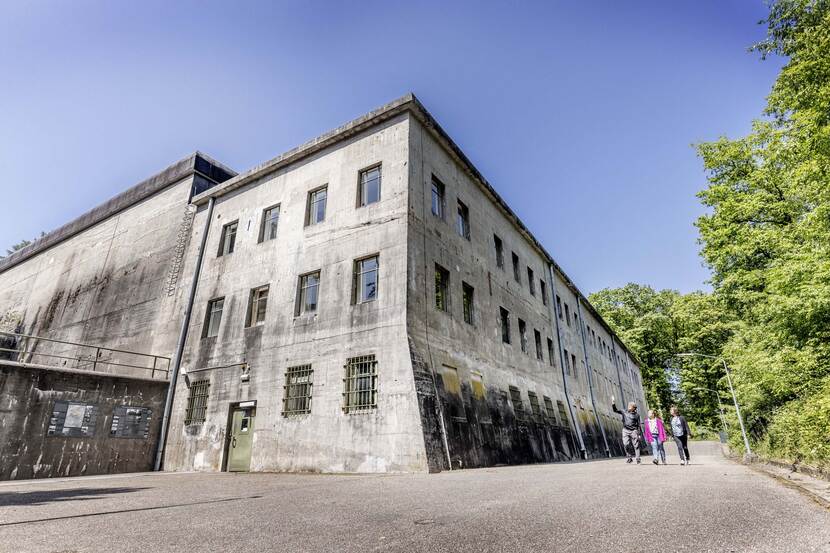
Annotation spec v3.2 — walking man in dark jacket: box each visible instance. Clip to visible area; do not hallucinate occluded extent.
[670,405,692,465]
[612,397,642,464]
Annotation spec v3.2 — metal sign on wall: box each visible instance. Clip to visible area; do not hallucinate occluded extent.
[109,406,153,439]
[47,401,98,437]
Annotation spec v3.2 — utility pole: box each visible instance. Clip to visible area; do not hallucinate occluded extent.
[675,353,752,456]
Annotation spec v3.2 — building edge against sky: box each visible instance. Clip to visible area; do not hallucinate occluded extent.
[0,93,647,476]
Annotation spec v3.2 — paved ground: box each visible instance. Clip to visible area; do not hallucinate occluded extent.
[0,442,827,553]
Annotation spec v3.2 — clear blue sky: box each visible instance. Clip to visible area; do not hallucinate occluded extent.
[0,1,781,294]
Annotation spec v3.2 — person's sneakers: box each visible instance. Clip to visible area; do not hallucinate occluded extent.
[626,458,633,464]
[662,459,667,465]
[652,459,659,465]
[636,458,641,464]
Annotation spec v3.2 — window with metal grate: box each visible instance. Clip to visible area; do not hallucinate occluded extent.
[343,355,378,413]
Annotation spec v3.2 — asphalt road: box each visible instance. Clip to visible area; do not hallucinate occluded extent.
[0,442,827,553]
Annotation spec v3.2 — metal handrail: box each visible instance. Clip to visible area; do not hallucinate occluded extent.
[0,330,171,380]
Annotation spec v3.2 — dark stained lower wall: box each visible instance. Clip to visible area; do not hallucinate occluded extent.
[0,364,168,480]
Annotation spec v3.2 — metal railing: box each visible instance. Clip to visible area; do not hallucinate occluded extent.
[0,330,171,380]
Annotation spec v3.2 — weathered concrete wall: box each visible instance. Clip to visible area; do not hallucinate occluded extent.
[0,154,234,374]
[406,114,647,468]
[0,363,167,480]
[164,114,429,473]
[407,117,581,469]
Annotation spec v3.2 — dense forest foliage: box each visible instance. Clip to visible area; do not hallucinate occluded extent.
[590,0,830,467]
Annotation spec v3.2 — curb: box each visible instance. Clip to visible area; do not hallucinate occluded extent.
[747,463,830,511]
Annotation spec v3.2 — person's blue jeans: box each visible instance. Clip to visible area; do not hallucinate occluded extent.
[649,435,666,462]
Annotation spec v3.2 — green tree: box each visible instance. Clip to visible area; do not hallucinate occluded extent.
[695,0,830,464]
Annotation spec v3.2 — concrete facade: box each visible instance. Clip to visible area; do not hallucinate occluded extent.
[0,362,168,479]
[0,94,647,477]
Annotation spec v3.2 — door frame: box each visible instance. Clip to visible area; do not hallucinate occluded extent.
[222,400,257,472]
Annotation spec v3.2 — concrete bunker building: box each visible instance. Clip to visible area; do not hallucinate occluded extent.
[0,94,647,477]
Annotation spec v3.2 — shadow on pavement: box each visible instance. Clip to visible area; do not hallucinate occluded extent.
[0,487,150,507]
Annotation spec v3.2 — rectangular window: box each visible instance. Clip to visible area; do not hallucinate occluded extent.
[259,205,280,242]
[440,366,466,421]
[247,285,269,327]
[462,282,475,325]
[527,267,535,295]
[565,303,571,326]
[431,176,445,219]
[434,264,450,312]
[282,364,313,416]
[543,396,555,422]
[512,252,520,282]
[574,312,579,329]
[534,329,543,361]
[528,391,542,420]
[564,348,571,375]
[343,354,378,413]
[540,280,547,305]
[296,271,320,315]
[518,318,528,353]
[203,297,224,338]
[547,338,555,366]
[500,307,511,344]
[572,354,578,378]
[556,295,563,319]
[184,379,210,425]
[218,221,237,257]
[557,400,570,428]
[494,234,504,269]
[470,371,486,401]
[509,386,525,421]
[306,186,327,226]
[353,255,379,303]
[358,165,381,206]
[456,199,470,240]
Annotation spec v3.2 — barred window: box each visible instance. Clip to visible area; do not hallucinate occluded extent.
[283,365,313,416]
[306,186,327,226]
[203,297,224,338]
[528,391,542,420]
[543,396,556,423]
[343,355,378,413]
[358,165,381,206]
[218,221,237,257]
[259,204,280,242]
[557,400,570,428]
[184,379,210,425]
[509,386,525,420]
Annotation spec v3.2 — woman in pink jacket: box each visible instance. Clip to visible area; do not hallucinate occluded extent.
[643,410,667,465]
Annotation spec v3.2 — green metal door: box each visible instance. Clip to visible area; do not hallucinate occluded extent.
[227,407,255,472]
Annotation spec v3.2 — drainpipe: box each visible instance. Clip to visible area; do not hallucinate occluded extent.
[154,196,215,471]
[546,264,586,459]
[576,298,610,458]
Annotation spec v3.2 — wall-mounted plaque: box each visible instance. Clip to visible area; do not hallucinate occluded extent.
[109,406,152,439]
[47,401,98,437]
